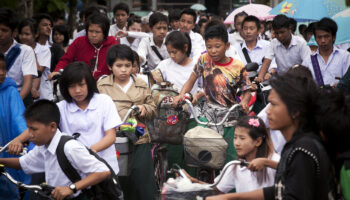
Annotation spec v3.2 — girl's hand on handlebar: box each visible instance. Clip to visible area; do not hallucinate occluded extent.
[51,186,73,200]
[248,158,266,171]
[48,72,60,81]
[240,101,249,114]
[172,95,184,107]
[7,140,23,155]
[137,105,146,117]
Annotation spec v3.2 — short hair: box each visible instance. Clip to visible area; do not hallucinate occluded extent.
[272,14,290,30]
[306,22,316,34]
[24,99,60,126]
[52,25,70,47]
[85,14,110,39]
[168,9,181,22]
[286,64,313,80]
[242,15,261,30]
[113,2,130,15]
[180,8,197,24]
[313,17,338,37]
[289,18,297,33]
[80,6,100,20]
[59,62,98,103]
[127,15,141,28]
[33,13,53,27]
[0,52,5,62]
[298,24,307,34]
[234,11,248,22]
[18,18,36,36]
[269,73,319,133]
[132,50,140,67]
[0,8,19,31]
[204,23,228,43]
[198,18,208,28]
[149,12,168,28]
[165,31,192,57]
[106,44,134,66]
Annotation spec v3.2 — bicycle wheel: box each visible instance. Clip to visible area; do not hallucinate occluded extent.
[153,145,168,191]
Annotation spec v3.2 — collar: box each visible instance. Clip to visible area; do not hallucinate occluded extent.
[67,93,98,112]
[150,35,165,48]
[242,39,263,50]
[5,39,18,55]
[278,34,297,48]
[46,129,63,155]
[99,74,146,88]
[314,46,339,56]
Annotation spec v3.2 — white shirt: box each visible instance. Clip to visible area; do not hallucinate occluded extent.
[215,153,280,193]
[57,93,122,174]
[258,103,286,155]
[229,32,244,46]
[73,29,86,41]
[34,43,53,100]
[115,77,133,93]
[235,39,277,71]
[302,47,350,86]
[189,30,206,62]
[108,24,126,38]
[5,40,37,91]
[120,37,142,51]
[156,58,199,94]
[19,130,109,197]
[266,34,311,75]
[137,35,169,70]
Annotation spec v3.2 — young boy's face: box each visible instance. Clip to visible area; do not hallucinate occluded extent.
[0,24,14,47]
[179,14,195,34]
[27,120,56,146]
[38,18,52,38]
[114,10,129,28]
[151,21,168,44]
[205,37,230,63]
[109,58,133,83]
[242,21,259,43]
[274,27,292,46]
[0,60,6,84]
[315,29,335,52]
[87,24,104,46]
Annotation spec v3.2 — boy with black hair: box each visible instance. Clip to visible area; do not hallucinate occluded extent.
[75,6,100,39]
[229,11,248,46]
[109,2,130,38]
[0,100,111,200]
[0,8,37,107]
[179,8,206,61]
[302,17,350,87]
[256,14,311,82]
[98,44,157,200]
[137,12,169,70]
[168,9,181,31]
[32,13,53,46]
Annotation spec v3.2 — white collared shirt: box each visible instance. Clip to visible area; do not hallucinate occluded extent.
[34,43,53,100]
[108,24,126,38]
[302,47,350,86]
[266,34,311,74]
[137,34,169,70]
[229,31,244,46]
[189,30,206,61]
[57,93,121,174]
[235,39,277,71]
[5,40,37,91]
[19,130,109,196]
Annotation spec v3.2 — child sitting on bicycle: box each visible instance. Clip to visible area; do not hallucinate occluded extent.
[97,44,157,200]
[183,116,279,193]
[0,100,111,200]
[174,23,251,163]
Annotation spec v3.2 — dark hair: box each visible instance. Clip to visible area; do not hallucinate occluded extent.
[242,15,261,30]
[204,23,228,43]
[59,62,98,103]
[270,73,319,133]
[313,17,338,37]
[52,25,70,47]
[132,50,140,71]
[272,14,290,30]
[127,15,141,28]
[289,18,297,33]
[165,31,192,57]
[180,8,197,24]
[0,52,5,62]
[33,13,53,28]
[168,9,181,22]
[234,11,248,23]
[149,12,168,28]
[18,18,36,36]
[198,18,208,29]
[85,14,110,39]
[80,6,100,20]
[286,64,313,80]
[113,2,130,15]
[24,99,60,126]
[306,22,316,34]
[0,8,19,31]
[106,44,134,66]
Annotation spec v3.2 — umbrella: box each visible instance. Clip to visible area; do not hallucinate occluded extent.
[224,3,274,24]
[191,3,207,11]
[270,0,346,21]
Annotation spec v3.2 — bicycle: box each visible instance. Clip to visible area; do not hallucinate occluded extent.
[51,69,63,103]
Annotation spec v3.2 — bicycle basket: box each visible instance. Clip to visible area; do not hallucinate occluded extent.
[183,126,228,169]
[147,83,189,144]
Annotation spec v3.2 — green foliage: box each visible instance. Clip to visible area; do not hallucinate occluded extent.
[0,0,19,9]
[33,0,69,13]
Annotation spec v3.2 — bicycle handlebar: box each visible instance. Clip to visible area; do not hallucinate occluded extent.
[122,105,140,123]
[0,142,27,156]
[183,99,242,126]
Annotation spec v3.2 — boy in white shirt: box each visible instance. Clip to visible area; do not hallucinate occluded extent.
[0,100,111,200]
[109,3,129,38]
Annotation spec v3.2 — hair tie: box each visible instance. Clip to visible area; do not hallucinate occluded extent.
[248,118,260,127]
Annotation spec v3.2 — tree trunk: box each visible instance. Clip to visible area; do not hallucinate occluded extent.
[16,0,33,21]
[67,0,77,39]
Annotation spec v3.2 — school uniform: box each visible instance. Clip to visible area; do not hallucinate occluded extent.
[108,25,126,38]
[229,32,244,46]
[57,93,121,174]
[19,129,109,197]
[302,47,350,86]
[34,43,53,100]
[189,30,206,61]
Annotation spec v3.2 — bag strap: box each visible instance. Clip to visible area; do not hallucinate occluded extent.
[241,43,252,64]
[151,45,164,61]
[5,44,22,71]
[310,55,324,87]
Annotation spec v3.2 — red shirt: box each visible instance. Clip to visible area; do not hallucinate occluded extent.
[54,36,118,79]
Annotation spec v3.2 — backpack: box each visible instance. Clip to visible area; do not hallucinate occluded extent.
[56,135,123,200]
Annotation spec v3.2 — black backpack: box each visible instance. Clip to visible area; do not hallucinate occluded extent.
[56,135,123,200]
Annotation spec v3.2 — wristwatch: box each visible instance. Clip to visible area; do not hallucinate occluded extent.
[69,184,77,193]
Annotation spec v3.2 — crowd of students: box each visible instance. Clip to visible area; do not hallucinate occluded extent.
[0,2,350,200]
